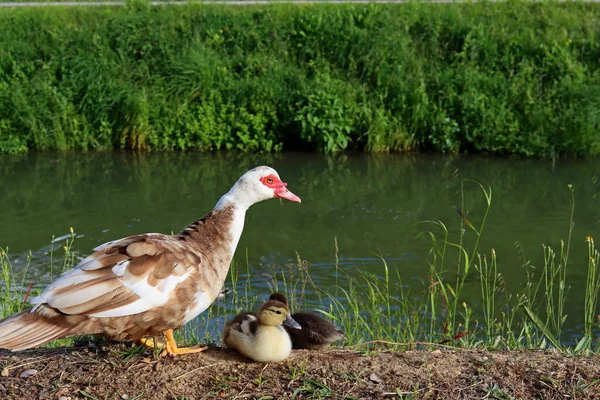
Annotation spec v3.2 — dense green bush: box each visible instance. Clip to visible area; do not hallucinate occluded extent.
[1,2,599,155]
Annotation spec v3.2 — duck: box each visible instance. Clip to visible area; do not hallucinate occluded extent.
[223,296,301,362]
[0,166,301,356]
[269,293,345,350]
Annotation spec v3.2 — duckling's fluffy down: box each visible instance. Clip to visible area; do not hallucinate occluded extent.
[224,313,293,362]
[285,313,345,350]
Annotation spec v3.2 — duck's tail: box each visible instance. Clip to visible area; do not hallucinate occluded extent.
[0,310,73,351]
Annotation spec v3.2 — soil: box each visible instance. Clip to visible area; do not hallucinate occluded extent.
[1,342,599,399]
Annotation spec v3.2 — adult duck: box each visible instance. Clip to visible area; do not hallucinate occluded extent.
[223,296,301,362]
[0,166,300,356]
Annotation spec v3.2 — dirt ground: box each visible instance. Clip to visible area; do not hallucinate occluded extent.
[1,342,599,400]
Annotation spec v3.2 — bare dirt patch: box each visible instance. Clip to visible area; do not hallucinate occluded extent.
[1,343,599,399]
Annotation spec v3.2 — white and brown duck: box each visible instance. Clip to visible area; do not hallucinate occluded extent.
[0,166,300,356]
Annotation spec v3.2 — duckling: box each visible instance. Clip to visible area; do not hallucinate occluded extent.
[223,297,301,362]
[269,293,345,350]
[285,313,346,350]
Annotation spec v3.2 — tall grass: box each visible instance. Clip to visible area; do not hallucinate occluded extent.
[1,2,600,155]
[1,181,599,354]
[0,229,78,348]
[0,249,32,320]
[578,236,600,355]
[296,181,599,353]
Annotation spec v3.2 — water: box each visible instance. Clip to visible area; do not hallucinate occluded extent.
[1,152,599,342]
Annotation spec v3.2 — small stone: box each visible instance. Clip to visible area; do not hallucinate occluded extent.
[431,349,442,354]
[55,387,71,398]
[121,395,130,400]
[1,368,8,377]
[19,369,38,379]
[58,396,71,400]
[369,373,383,384]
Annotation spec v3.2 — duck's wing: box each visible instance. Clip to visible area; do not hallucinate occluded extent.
[223,311,259,346]
[225,312,259,335]
[30,234,200,318]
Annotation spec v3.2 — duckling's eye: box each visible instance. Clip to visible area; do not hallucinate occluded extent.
[275,310,282,315]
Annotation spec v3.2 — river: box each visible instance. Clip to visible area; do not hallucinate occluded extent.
[1,152,598,343]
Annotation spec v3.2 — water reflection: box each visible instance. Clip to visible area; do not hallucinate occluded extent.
[0,152,599,341]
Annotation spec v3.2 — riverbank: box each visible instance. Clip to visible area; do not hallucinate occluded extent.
[1,343,599,399]
[1,2,600,155]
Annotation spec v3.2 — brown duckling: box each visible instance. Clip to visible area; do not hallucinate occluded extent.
[223,297,301,362]
[269,293,345,350]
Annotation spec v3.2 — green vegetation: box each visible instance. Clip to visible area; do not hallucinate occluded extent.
[1,180,599,354]
[1,2,600,155]
[0,229,79,349]
[290,182,600,354]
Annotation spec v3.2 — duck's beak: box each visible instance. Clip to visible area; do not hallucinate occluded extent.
[275,183,301,203]
[283,315,302,330]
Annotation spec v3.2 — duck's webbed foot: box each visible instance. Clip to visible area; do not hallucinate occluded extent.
[160,329,208,357]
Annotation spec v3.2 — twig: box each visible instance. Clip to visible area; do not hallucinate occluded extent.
[233,380,252,400]
[165,386,179,400]
[4,357,49,371]
[169,363,217,381]
[343,340,409,349]
[383,388,425,396]
[22,282,34,303]
[454,380,483,394]
[342,340,477,351]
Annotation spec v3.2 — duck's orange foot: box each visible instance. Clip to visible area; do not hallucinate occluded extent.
[136,337,165,351]
[160,329,208,357]
[160,344,208,357]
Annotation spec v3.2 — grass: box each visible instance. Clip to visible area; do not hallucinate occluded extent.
[1,2,600,155]
[1,179,600,355]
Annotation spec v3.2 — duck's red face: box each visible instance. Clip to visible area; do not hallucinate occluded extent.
[260,174,301,203]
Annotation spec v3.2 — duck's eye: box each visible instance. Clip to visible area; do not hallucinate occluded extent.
[275,310,282,315]
[267,177,274,184]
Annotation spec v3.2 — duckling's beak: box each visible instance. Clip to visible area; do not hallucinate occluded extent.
[283,315,302,330]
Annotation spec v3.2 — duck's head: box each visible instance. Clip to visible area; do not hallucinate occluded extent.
[221,166,301,209]
[269,292,289,306]
[258,299,302,329]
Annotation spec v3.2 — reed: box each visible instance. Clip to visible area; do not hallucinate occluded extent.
[577,237,600,355]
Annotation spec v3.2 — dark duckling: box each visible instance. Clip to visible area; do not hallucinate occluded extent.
[269,293,345,350]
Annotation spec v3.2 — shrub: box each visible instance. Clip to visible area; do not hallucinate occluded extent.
[0,2,599,155]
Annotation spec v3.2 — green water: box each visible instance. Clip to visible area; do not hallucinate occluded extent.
[1,152,599,342]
